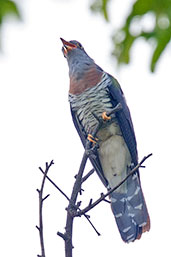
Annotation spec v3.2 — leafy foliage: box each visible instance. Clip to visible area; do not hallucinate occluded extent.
[0,0,20,45]
[90,0,111,21]
[1,0,171,71]
[91,0,171,72]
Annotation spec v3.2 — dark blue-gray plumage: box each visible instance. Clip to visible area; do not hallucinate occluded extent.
[61,38,150,242]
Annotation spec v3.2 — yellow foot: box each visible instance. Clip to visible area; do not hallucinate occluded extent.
[87,134,98,144]
[102,111,111,121]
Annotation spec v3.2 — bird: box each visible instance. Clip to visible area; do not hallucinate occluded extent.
[60,38,150,243]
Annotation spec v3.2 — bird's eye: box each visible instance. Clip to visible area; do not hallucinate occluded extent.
[77,43,83,49]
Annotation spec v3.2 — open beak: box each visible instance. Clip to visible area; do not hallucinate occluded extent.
[60,38,77,56]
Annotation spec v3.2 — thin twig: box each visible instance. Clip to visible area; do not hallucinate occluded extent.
[39,168,70,202]
[76,153,152,216]
[40,165,100,236]
[81,169,95,183]
[37,160,54,257]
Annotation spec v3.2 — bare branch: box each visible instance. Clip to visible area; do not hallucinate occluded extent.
[37,160,54,257]
[36,102,151,257]
[84,214,101,236]
[76,153,152,216]
[39,159,100,237]
[57,152,101,256]
[64,152,88,257]
[39,168,70,202]
[57,232,68,241]
[42,194,50,202]
[81,169,95,183]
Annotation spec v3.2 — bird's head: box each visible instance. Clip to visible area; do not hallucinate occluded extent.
[60,38,95,78]
[60,38,103,94]
[60,38,84,58]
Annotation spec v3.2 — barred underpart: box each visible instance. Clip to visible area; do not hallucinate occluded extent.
[69,73,114,134]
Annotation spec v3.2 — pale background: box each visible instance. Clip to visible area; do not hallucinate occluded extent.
[0,0,171,256]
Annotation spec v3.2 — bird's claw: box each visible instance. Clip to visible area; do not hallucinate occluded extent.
[102,111,111,121]
[87,134,98,144]
[86,135,99,158]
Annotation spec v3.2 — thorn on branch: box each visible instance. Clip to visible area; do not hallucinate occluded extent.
[88,199,93,207]
[36,225,40,231]
[79,188,84,195]
[76,201,82,208]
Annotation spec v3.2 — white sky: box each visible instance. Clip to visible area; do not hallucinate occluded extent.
[0,0,171,256]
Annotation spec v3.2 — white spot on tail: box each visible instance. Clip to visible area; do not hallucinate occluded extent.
[134,203,143,210]
[132,173,138,180]
[135,186,140,195]
[128,213,135,218]
[120,197,125,202]
[127,234,135,240]
[132,219,136,226]
[115,213,122,218]
[127,186,140,201]
[123,226,131,233]
[139,222,147,227]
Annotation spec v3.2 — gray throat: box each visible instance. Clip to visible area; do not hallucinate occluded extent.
[67,50,94,80]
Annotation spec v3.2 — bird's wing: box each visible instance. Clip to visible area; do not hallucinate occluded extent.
[70,105,108,186]
[107,74,138,166]
[70,73,138,185]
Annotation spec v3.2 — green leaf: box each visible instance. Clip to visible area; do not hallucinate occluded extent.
[112,31,136,64]
[0,0,21,21]
[90,0,111,21]
[0,0,21,50]
[111,0,171,72]
[151,26,171,72]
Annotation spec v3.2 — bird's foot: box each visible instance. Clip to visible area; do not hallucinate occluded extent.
[86,134,99,158]
[101,111,111,121]
[87,134,98,144]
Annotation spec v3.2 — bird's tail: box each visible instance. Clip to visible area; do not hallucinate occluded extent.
[110,171,150,243]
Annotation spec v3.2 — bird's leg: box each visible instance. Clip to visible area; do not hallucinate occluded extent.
[107,103,123,117]
[102,111,111,121]
[86,103,123,156]
[86,134,100,158]
[102,103,123,121]
[85,122,101,157]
